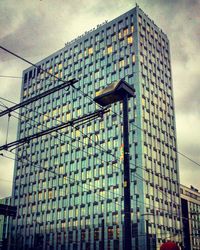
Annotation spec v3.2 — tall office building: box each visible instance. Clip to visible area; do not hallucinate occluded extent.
[181,184,200,250]
[10,5,182,250]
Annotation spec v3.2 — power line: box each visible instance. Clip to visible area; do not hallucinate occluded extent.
[0,100,182,235]
[177,151,200,168]
[0,151,184,220]
[0,46,67,85]
[0,75,22,79]
[0,104,117,170]
[0,46,191,225]
[0,102,186,237]
[1,152,122,208]
[0,46,199,170]
[0,100,182,215]
[0,45,103,111]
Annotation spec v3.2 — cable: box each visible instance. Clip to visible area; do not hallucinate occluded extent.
[0,115,181,233]
[0,151,185,220]
[177,151,200,168]
[4,150,183,248]
[0,45,104,111]
[0,75,22,79]
[0,47,189,225]
[0,100,182,216]
[0,46,66,85]
[1,152,122,208]
[0,98,115,162]
[0,46,199,170]
[0,104,118,171]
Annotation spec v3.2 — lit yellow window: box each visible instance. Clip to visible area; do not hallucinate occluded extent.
[66,113,71,120]
[120,143,124,162]
[58,63,62,70]
[43,113,49,121]
[131,25,134,33]
[123,28,128,36]
[49,67,53,74]
[132,55,136,63]
[52,109,57,117]
[118,31,123,39]
[75,130,80,137]
[88,47,93,54]
[107,46,113,54]
[48,191,52,199]
[119,59,125,68]
[127,36,133,44]
[142,98,145,106]
[77,108,81,117]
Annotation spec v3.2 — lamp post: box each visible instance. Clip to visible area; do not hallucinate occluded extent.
[94,79,135,250]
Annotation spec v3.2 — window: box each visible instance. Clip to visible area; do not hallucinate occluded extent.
[132,54,136,63]
[119,59,125,68]
[127,35,133,44]
[107,46,113,54]
[48,190,53,199]
[123,28,128,36]
[88,47,93,55]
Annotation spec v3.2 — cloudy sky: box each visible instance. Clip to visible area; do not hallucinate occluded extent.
[0,0,200,198]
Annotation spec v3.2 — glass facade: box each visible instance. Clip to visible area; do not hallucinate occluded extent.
[11,6,182,250]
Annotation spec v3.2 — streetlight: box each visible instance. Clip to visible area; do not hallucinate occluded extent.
[94,79,135,250]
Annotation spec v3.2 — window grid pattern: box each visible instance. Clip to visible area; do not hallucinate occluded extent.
[11,6,182,250]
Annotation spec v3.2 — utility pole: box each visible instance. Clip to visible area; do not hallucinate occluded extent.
[101,219,104,250]
[146,220,150,250]
[123,93,132,250]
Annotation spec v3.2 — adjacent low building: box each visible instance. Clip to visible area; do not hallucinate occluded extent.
[180,185,200,250]
[0,197,11,250]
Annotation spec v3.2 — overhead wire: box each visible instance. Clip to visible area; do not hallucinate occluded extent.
[0,99,181,214]
[0,75,22,79]
[0,151,185,220]
[0,45,199,169]
[0,105,115,171]
[0,46,192,240]
[0,150,189,247]
[0,98,182,218]
[0,100,183,238]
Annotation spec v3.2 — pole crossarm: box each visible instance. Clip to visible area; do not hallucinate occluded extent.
[0,108,109,151]
[0,78,78,118]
